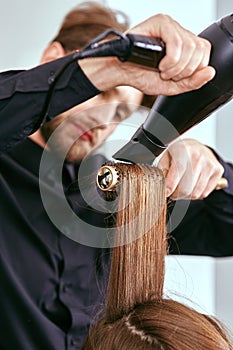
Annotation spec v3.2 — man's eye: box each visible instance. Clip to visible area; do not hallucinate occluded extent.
[115,110,124,121]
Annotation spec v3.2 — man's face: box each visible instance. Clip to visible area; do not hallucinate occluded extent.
[41,86,143,162]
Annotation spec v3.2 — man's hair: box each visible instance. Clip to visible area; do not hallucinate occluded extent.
[52,1,156,108]
[52,1,130,51]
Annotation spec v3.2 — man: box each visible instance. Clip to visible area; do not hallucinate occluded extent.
[0,2,232,350]
[0,2,215,155]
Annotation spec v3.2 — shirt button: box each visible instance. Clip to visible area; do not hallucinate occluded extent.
[71,338,78,346]
[62,283,72,293]
[48,71,55,84]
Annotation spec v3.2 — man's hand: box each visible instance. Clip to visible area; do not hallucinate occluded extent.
[79,13,215,96]
[158,138,224,199]
[125,14,215,95]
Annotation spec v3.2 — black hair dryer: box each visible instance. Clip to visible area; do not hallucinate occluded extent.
[113,14,233,164]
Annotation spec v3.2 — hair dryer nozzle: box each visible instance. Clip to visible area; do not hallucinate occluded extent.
[112,125,167,164]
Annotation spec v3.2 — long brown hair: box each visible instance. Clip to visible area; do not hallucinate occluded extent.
[82,164,232,347]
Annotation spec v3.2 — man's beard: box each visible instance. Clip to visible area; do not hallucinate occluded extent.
[40,122,91,163]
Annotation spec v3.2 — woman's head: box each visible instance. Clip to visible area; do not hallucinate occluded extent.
[82,162,232,350]
[83,299,232,349]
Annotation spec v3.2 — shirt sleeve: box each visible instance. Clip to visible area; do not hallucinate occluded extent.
[0,54,100,154]
[169,152,233,257]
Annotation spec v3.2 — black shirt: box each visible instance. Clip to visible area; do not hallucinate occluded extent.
[0,55,100,154]
[0,59,106,349]
[0,58,233,349]
[0,139,111,350]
